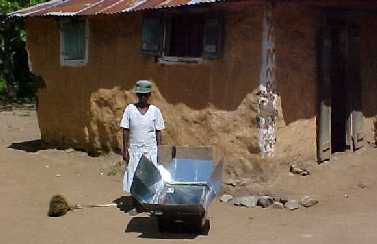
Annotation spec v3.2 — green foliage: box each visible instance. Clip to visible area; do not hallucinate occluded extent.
[0,0,48,101]
[0,76,5,94]
[0,0,46,15]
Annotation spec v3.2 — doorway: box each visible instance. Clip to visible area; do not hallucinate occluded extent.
[317,12,364,162]
[330,21,348,153]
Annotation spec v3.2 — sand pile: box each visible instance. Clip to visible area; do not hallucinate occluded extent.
[88,85,286,181]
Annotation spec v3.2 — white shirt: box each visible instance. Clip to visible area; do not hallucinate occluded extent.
[120,104,165,147]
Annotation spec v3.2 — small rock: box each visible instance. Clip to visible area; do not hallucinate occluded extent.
[290,165,303,174]
[65,148,74,153]
[344,193,349,198]
[239,178,250,186]
[357,182,367,189]
[100,172,104,176]
[290,165,310,176]
[285,200,299,210]
[230,197,243,206]
[271,201,284,209]
[257,196,273,208]
[219,194,233,203]
[45,165,50,168]
[55,174,61,177]
[272,195,288,204]
[224,178,238,187]
[299,196,318,208]
[301,234,313,238]
[239,196,258,208]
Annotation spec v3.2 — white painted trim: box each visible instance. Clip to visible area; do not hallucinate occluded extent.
[59,18,89,67]
[158,56,204,65]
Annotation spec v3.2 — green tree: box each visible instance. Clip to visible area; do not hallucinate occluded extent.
[0,0,48,101]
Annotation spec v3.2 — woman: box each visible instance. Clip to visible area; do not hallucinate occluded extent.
[120,80,165,193]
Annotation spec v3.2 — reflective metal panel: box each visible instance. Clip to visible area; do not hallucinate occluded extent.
[168,158,214,183]
[130,150,223,214]
[130,155,163,204]
[158,184,207,205]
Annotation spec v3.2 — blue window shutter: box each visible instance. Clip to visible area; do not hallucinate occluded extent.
[141,15,163,56]
[62,20,86,60]
[203,13,224,59]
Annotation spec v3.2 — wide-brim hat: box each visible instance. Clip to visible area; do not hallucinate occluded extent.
[133,80,152,94]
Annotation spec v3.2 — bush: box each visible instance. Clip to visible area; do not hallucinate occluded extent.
[0,77,5,95]
[0,0,48,100]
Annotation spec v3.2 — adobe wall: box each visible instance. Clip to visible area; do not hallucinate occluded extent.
[274,5,320,161]
[26,4,377,176]
[25,4,323,174]
[26,6,266,176]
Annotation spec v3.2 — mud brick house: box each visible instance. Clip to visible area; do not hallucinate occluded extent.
[11,0,377,167]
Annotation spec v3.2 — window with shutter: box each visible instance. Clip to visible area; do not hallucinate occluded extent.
[141,16,163,56]
[60,19,88,66]
[141,12,224,64]
[203,14,224,59]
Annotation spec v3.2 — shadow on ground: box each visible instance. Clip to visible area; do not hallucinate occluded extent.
[113,196,198,239]
[125,217,198,239]
[8,139,45,152]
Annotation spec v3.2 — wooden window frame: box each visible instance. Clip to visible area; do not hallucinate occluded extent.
[141,11,224,65]
[159,14,205,65]
[59,18,89,67]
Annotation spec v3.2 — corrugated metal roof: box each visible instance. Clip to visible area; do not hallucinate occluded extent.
[10,0,224,17]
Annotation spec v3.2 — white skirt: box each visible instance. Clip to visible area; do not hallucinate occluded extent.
[123,144,158,193]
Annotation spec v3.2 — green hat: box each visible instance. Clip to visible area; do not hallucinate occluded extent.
[134,80,152,94]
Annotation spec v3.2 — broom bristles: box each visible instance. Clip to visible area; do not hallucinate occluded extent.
[48,194,71,217]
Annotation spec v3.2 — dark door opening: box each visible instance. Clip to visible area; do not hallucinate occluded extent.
[317,12,364,162]
[330,23,348,153]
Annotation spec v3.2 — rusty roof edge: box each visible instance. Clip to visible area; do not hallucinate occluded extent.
[123,0,224,13]
[9,0,229,17]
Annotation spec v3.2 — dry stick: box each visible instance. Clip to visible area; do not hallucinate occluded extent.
[74,203,118,209]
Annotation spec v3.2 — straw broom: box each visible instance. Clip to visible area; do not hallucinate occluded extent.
[48,194,117,217]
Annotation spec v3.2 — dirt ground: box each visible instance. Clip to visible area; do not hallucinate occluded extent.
[1,107,377,244]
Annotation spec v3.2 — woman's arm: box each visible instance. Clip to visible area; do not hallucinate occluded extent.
[123,128,130,165]
[156,130,162,146]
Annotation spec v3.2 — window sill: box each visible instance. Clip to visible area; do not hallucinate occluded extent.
[158,56,204,65]
[60,59,87,67]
